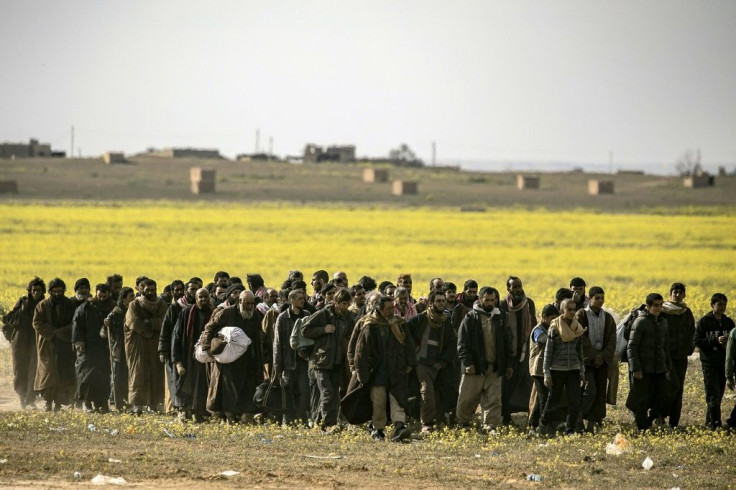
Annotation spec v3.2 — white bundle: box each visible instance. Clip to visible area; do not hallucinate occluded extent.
[214,326,252,364]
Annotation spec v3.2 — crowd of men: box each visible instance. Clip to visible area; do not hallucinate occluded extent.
[2,270,735,442]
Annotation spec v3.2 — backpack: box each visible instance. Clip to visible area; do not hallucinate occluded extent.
[289,316,314,353]
[615,304,646,362]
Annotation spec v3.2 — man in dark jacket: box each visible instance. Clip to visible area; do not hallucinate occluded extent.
[301,288,352,431]
[576,286,617,432]
[172,288,213,422]
[72,283,116,413]
[352,295,416,441]
[626,293,672,430]
[694,293,735,430]
[3,277,45,409]
[456,286,513,433]
[273,289,310,424]
[659,282,696,428]
[160,278,201,414]
[407,290,456,432]
[499,276,537,425]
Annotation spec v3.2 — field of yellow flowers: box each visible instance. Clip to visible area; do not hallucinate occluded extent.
[1,201,734,318]
[0,201,735,487]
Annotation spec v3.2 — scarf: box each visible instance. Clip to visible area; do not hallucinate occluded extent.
[137,295,161,314]
[367,312,405,344]
[662,301,688,315]
[554,316,586,342]
[178,296,192,309]
[505,294,532,357]
[185,305,212,345]
[426,306,446,329]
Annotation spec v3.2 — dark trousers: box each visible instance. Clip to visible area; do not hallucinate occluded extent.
[702,364,726,429]
[581,363,609,422]
[629,373,668,430]
[668,358,688,427]
[308,366,320,423]
[282,360,310,424]
[529,375,549,429]
[314,367,342,426]
[542,370,581,433]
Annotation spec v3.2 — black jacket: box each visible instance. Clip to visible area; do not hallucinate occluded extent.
[662,308,696,359]
[406,311,455,368]
[694,312,735,366]
[457,306,512,375]
[273,307,309,373]
[301,305,351,370]
[627,311,672,374]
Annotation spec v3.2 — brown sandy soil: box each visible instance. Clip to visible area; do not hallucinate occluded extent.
[1,156,734,210]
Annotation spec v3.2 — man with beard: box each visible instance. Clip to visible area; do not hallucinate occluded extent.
[247,273,268,301]
[103,287,135,411]
[348,284,366,318]
[656,283,696,428]
[456,287,513,433]
[407,290,456,433]
[2,277,45,409]
[219,283,245,311]
[33,278,77,412]
[351,295,416,442]
[203,290,264,423]
[125,278,168,414]
[499,276,537,426]
[452,280,478,333]
[575,286,616,432]
[259,287,282,380]
[309,270,329,307]
[394,287,418,321]
[273,289,311,424]
[301,288,353,432]
[172,288,213,422]
[106,274,123,302]
[159,278,202,414]
[72,283,116,412]
[70,278,91,309]
[570,277,589,310]
[397,273,424,314]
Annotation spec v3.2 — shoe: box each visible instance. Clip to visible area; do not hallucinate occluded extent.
[240,413,255,425]
[372,429,385,441]
[391,423,411,442]
[481,425,497,436]
[421,425,434,434]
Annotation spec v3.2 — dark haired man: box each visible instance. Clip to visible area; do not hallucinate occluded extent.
[452,280,478,333]
[499,276,537,426]
[106,274,123,301]
[456,286,513,433]
[73,283,116,413]
[33,278,76,411]
[626,293,672,430]
[659,283,696,428]
[407,290,455,432]
[694,293,735,430]
[125,279,168,414]
[309,270,329,307]
[575,286,616,432]
[570,277,588,310]
[3,277,45,409]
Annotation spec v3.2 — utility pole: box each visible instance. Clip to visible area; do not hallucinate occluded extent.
[255,129,260,154]
[431,141,436,166]
[268,137,273,159]
[70,125,74,159]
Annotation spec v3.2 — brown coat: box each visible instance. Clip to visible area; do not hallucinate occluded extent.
[32,297,76,393]
[124,297,168,408]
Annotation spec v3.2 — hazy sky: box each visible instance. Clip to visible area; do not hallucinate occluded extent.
[1,0,735,170]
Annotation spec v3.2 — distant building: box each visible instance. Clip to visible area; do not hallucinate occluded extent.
[303,144,356,163]
[147,147,222,159]
[0,138,62,158]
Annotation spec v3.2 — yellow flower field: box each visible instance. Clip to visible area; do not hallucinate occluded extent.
[1,202,734,318]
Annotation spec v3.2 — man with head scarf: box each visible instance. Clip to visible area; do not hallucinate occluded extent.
[2,277,45,409]
[72,283,116,412]
[125,278,168,414]
[33,278,77,411]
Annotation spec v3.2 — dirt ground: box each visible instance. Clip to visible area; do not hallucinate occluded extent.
[1,156,734,210]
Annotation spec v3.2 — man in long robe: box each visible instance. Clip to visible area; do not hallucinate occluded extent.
[72,283,115,412]
[202,290,264,422]
[125,278,168,414]
[3,277,45,409]
[172,288,213,422]
[33,278,76,411]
